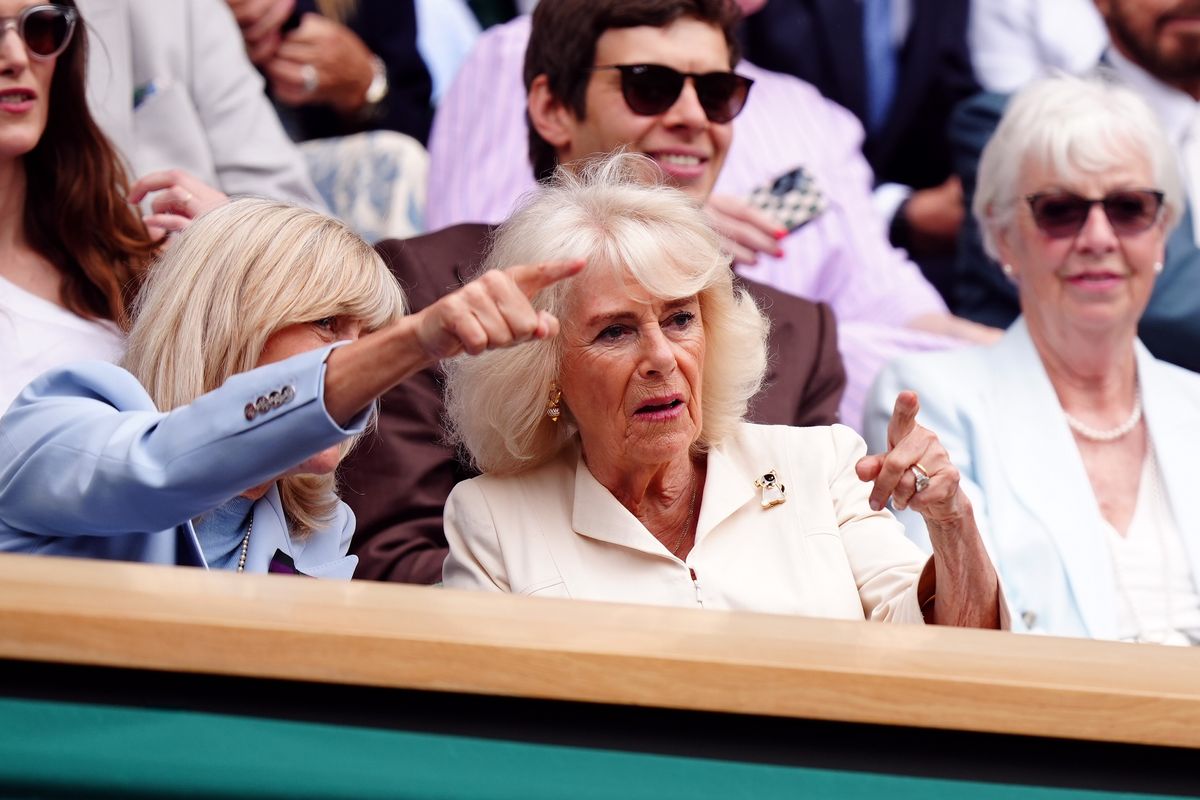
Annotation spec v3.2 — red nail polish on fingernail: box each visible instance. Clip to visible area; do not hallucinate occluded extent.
[774,249,785,258]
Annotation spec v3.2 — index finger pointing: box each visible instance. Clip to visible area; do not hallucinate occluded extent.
[506,259,585,298]
[887,390,921,449]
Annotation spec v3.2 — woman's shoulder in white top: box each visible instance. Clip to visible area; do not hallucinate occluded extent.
[0,275,125,413]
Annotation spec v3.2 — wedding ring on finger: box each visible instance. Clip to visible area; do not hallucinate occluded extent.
[301,63,319,94]
[911,462,931,494]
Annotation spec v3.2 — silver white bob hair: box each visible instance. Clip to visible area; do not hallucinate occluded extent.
[975,73,1184,262]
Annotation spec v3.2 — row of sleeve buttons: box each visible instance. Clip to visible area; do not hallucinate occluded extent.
[244,384,296,421]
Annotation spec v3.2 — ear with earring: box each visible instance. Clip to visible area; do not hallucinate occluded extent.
[1001,263,1015,279]
[1154,261,1164,274]
[546,382,562,423]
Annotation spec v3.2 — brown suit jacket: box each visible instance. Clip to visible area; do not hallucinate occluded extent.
[341,223,846,583]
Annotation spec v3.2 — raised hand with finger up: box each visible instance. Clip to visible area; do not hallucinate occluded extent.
[855,391,968,526]
[856,390,1002,628]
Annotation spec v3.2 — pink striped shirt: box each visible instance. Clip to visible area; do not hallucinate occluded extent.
[426,16,956,428]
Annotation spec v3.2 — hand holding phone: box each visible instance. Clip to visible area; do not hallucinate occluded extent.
[704,195,786,266]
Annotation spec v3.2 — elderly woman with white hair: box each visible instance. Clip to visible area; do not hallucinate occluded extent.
[0,198,578,575]
[442,155,1002,628]
[865,75,1199,643]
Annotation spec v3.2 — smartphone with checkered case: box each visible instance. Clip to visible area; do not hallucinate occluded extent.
[746,166,827,233]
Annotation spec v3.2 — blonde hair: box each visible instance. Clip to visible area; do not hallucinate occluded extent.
[444,153,769,475]
[975,73,1185,261]
[122,198,405,536]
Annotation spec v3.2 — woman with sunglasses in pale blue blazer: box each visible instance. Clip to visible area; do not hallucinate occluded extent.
[0,198,580,575]
[865,75,1200,644]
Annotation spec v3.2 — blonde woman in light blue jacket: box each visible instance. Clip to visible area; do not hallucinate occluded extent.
[0,198,580,575]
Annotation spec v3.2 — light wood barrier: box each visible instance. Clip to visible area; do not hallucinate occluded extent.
[0,552,1198,752]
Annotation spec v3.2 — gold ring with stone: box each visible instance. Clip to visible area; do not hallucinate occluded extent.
[911,462,931,493]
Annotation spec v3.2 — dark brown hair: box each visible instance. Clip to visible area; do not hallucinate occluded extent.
[524,0,742,182]
[22,0,159,329]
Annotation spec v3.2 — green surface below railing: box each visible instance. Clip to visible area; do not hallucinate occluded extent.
[0,697,1182,800]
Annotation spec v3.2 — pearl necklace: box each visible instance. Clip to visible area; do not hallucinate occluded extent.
[667,476,699,557]
[235,515,253,573]
[1063,391,1142,442]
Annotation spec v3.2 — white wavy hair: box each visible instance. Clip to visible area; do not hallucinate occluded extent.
[444,152,769,475]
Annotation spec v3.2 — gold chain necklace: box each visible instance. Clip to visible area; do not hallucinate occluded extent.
[667,477,699,557]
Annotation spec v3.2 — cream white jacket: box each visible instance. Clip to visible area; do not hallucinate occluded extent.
[444,423,928,622]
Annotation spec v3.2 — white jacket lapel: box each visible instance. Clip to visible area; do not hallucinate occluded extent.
[694,444,754,545]
[571,456,666,556]
[570,442,754,556]
[989,320,1119,638]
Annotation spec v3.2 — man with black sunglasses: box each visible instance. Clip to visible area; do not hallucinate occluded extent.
[429,0,999,416]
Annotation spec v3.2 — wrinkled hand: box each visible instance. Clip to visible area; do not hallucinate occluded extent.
[413,259,585,362]
[703,194,786,266]
[226,0,294,65]
[129,169,230,240]
[265,13,374,114]
[855,391,966,525]
[902,175,964,257]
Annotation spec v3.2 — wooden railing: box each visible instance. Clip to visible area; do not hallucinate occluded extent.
[0,553,1197,748]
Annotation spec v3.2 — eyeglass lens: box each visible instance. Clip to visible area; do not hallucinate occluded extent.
[9,6,73,58]
[1028,190,1164,238]
[616,64,751,124]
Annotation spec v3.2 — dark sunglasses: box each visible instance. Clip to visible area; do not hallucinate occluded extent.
[0,4,76,60]
[590,63,754,124]
[1025,189,1165,238]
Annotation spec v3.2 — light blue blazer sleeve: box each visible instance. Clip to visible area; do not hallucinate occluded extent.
[0,344,367,564]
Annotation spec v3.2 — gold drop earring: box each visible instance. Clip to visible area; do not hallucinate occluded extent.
[546,382,562,423]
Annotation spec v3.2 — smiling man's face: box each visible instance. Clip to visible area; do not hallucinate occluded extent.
[556,17,733,202]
